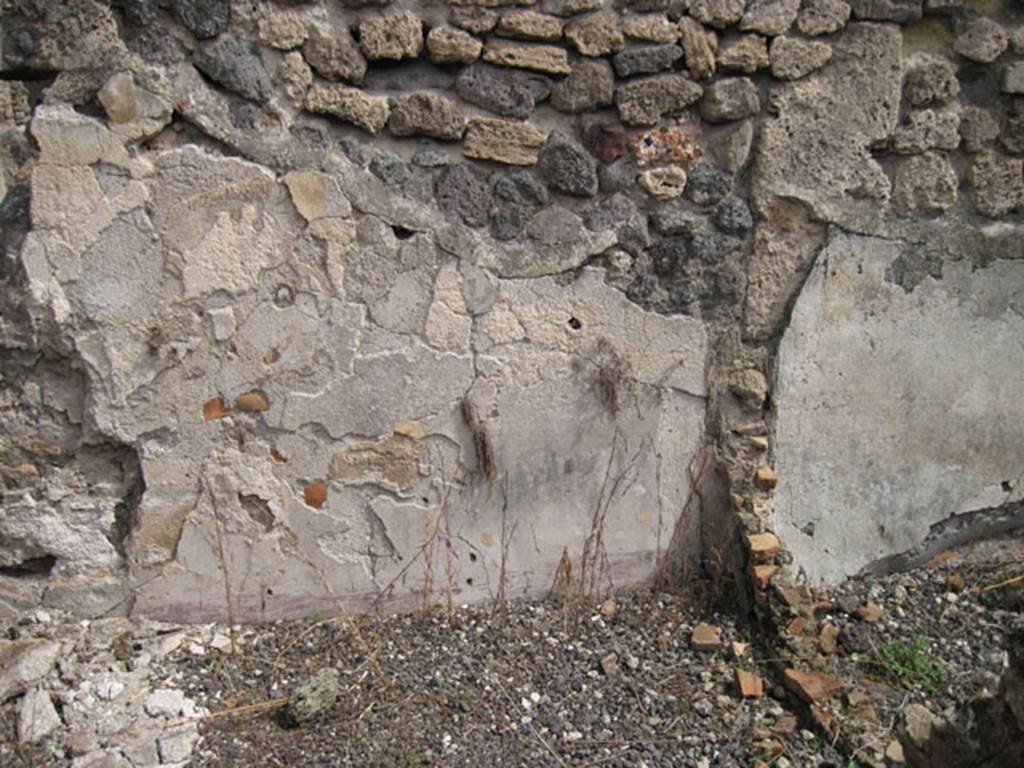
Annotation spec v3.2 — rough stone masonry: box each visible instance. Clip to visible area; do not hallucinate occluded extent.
[0,0,1021,623]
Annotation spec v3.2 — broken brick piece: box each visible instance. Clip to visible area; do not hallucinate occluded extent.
[754,465,779,490]
[600,653,619,676]
[599,598,617,618]
[810,703,838,736]
[782,668,842,703]
[752,564,778,589]
[202,397,230,421]
[735,668,764,698]
[236,392,270,412]
[786,616,807,636]
[691,622,723,651]
[304,482,328,509]
[773,713,798,734]
[856,601,883,623]
[747,532,781,562]
[819,622,839,654]
[926,550,959,568]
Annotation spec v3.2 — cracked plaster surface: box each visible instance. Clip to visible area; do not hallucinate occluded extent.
[773,230,1024,584]
[15,104,708,621]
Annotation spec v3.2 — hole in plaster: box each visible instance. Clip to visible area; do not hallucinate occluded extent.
[568,317,582,330]
[1004,481,1013,493]
[274,285,295,308]
[266,587,274,596]
[421,496,429,504]
[0,69,58,82]
[469,552,477,562]
[466,578,474,586]
[392,225,416,240]
[76,101,107,121]
[239,494,275,533]
[110,449,145,557]
[0,555,57,579]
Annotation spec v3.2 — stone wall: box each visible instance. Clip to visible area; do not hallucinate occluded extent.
[0,0,1021,621]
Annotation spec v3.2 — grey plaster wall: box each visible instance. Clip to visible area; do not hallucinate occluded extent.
[773,229,1024,584]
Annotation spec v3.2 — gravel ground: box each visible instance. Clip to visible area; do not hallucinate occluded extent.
[159,592,840,768]
[3,544,1023,767]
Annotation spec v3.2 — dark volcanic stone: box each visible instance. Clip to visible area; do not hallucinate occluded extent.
[194,36,273,104]
[339,136,370,168]
[456,63,550,120]
[173,0,230,39]
[649,237,688,276]
[669,280,702,307]
[550,59,615,113]
[650,206,704,236]
[585,193,650,253]
[436,164,492,228]
[1000,102,1024,155]
[684,161,732,206]
[412,141,449,168]
[627,273,658,303]
[612,44,684,77]
[369,151,411,186]
[113,0,159,27]
[537,132,599,197]
[2,17,36,68]
[490,171,549,240]
[848,0,921,22]
[713,196,753,234]
[691,229,741,264]
[598,158,638,193]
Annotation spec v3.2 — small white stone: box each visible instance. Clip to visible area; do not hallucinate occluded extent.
[639,166,688,199]
[150,631,185,659]
[18,688,61,743]
[207,307,236,341]
[144,688,186,718]
[97,72,137,124]
[95,677,125,701]
[157,723,200,763]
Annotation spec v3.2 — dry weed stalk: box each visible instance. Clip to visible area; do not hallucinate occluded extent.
[492,472,519,618]
[578,429,647,602]
[202,475,238,655]
[369,441,465,622]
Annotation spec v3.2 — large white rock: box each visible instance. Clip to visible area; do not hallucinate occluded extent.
[773,231,1024,583]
